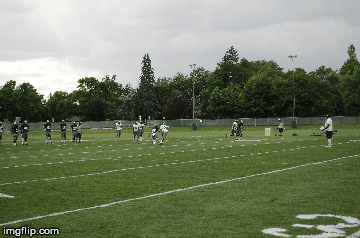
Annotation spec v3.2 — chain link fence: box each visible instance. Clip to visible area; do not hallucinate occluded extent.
[1,116,359,132]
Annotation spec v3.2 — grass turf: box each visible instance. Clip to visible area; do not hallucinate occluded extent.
[0,125,359,237]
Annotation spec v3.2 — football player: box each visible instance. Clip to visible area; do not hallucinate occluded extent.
[237,120,244,140]
[278,118,284,136]
[321,115,333,147]
[150,124,159,145]
[133,121,139,141]
[76,122,82,143]
[0,121,3,146]
[159,122,169,145]
[115,120,122,141]
[10,122,19,146]
[138,120,145,141]
[20,120,29,145]
[59,120,67,143]
[43,120,53,144]
[226,119,238,140]
[70,121,77,143]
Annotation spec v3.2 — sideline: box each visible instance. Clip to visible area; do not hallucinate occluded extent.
[0,154,358,227]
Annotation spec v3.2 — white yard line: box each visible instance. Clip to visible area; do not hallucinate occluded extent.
[0,154,358,226]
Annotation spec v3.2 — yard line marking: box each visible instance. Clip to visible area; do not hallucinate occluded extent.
[0,193,15,198]
[1,154,359,226]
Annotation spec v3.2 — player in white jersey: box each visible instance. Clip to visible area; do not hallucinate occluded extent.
[133,121,139,141]
[115,121,122,141]
[226,119,238,140]
[321,115,333,147]
[159,122,169,145]
[137,121,145,141]
[278,118,284,136]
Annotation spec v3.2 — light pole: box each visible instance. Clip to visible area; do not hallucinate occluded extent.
[189,64,196,130]
[288,55,297,128]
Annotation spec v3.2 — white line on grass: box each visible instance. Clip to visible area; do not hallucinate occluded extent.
[0,154,359,226]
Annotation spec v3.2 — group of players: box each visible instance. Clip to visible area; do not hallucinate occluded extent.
[115,120,169,145]
[0,115,334,147]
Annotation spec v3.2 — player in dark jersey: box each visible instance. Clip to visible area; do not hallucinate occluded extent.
[43,120,53,144]
[59,120,67,143]
[20,120,29,145]
[10,122,19,146]
[70,121,78,143]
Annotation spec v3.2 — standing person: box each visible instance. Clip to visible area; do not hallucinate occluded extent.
[43,120,53,144]
[59,120,67,143]
[150,124,159,145]
[70,121,77,143]
[237,120,244,140]
[76,122,82,143]
[278,118,284,136]
[115,120,122,141]
[0,121,3,146]
[20,120,29,145]
[159,122,169,145]
[138,120,145,141]
[10,122,19,146]
[321,115,333,147]
[132,121,139,141]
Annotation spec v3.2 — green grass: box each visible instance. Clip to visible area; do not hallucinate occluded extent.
[0,125,360,237]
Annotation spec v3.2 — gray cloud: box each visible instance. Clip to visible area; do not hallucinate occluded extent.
[0,0,359,98]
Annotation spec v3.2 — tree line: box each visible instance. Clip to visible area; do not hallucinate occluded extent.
[0,45,359,123]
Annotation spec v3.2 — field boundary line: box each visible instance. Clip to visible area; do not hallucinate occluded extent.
[0,154,358,227]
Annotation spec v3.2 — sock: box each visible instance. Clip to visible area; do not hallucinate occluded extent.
[328,139,331,146]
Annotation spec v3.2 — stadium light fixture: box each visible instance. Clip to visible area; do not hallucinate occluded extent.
[288,55,297,128]
[189,64,196,126]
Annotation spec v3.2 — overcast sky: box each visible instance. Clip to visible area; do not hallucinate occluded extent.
[0,0,359,99]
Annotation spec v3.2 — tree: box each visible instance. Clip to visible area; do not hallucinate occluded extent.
[340,66,360,115]
[222,46,239,64]
[163,90,192,120]
[45,91,78,121]
[82,98,108,121]
[137,53,160,120]
[340,44,360,76]
[0,81,44,122]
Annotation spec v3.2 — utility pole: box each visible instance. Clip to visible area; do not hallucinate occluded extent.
[189,64,196,130]
[288,55,297,128]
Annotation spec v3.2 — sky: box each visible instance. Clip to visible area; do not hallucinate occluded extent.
[0,0,359,99]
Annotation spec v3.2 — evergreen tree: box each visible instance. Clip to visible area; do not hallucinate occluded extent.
[137,53,160,120]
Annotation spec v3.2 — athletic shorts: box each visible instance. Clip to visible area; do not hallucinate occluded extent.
[279,128,284,133]
[72,131,77,138]
[326,131,333,139]
[162,131,168,140]
[117,130,121,136]
[13,133,18,140]
[61,131,66,138]
[133,131,138,136]
[152,134,158,140]
[22,132,28,139]
[46,131,51,138]
[76,133,81,139]
[138,129,144,135]
[231,129,236,134]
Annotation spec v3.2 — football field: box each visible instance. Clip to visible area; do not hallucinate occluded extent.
[1,125,360,237]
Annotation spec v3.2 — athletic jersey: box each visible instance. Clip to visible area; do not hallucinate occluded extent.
[77,124,82,133]
[232,121,238,130]
[11,124,18,134]
[237,122,243,130]
[138,122,144,130]
[0,123,3,133]
[278,122,283,129]
[44,122,51,132]
[71,123,77,132]
[115,123,122,130]
[325,118,333,131]
[21,123,29,132]
[133,123,139,131]
[160,124,169,133]
[59,122,67,131]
